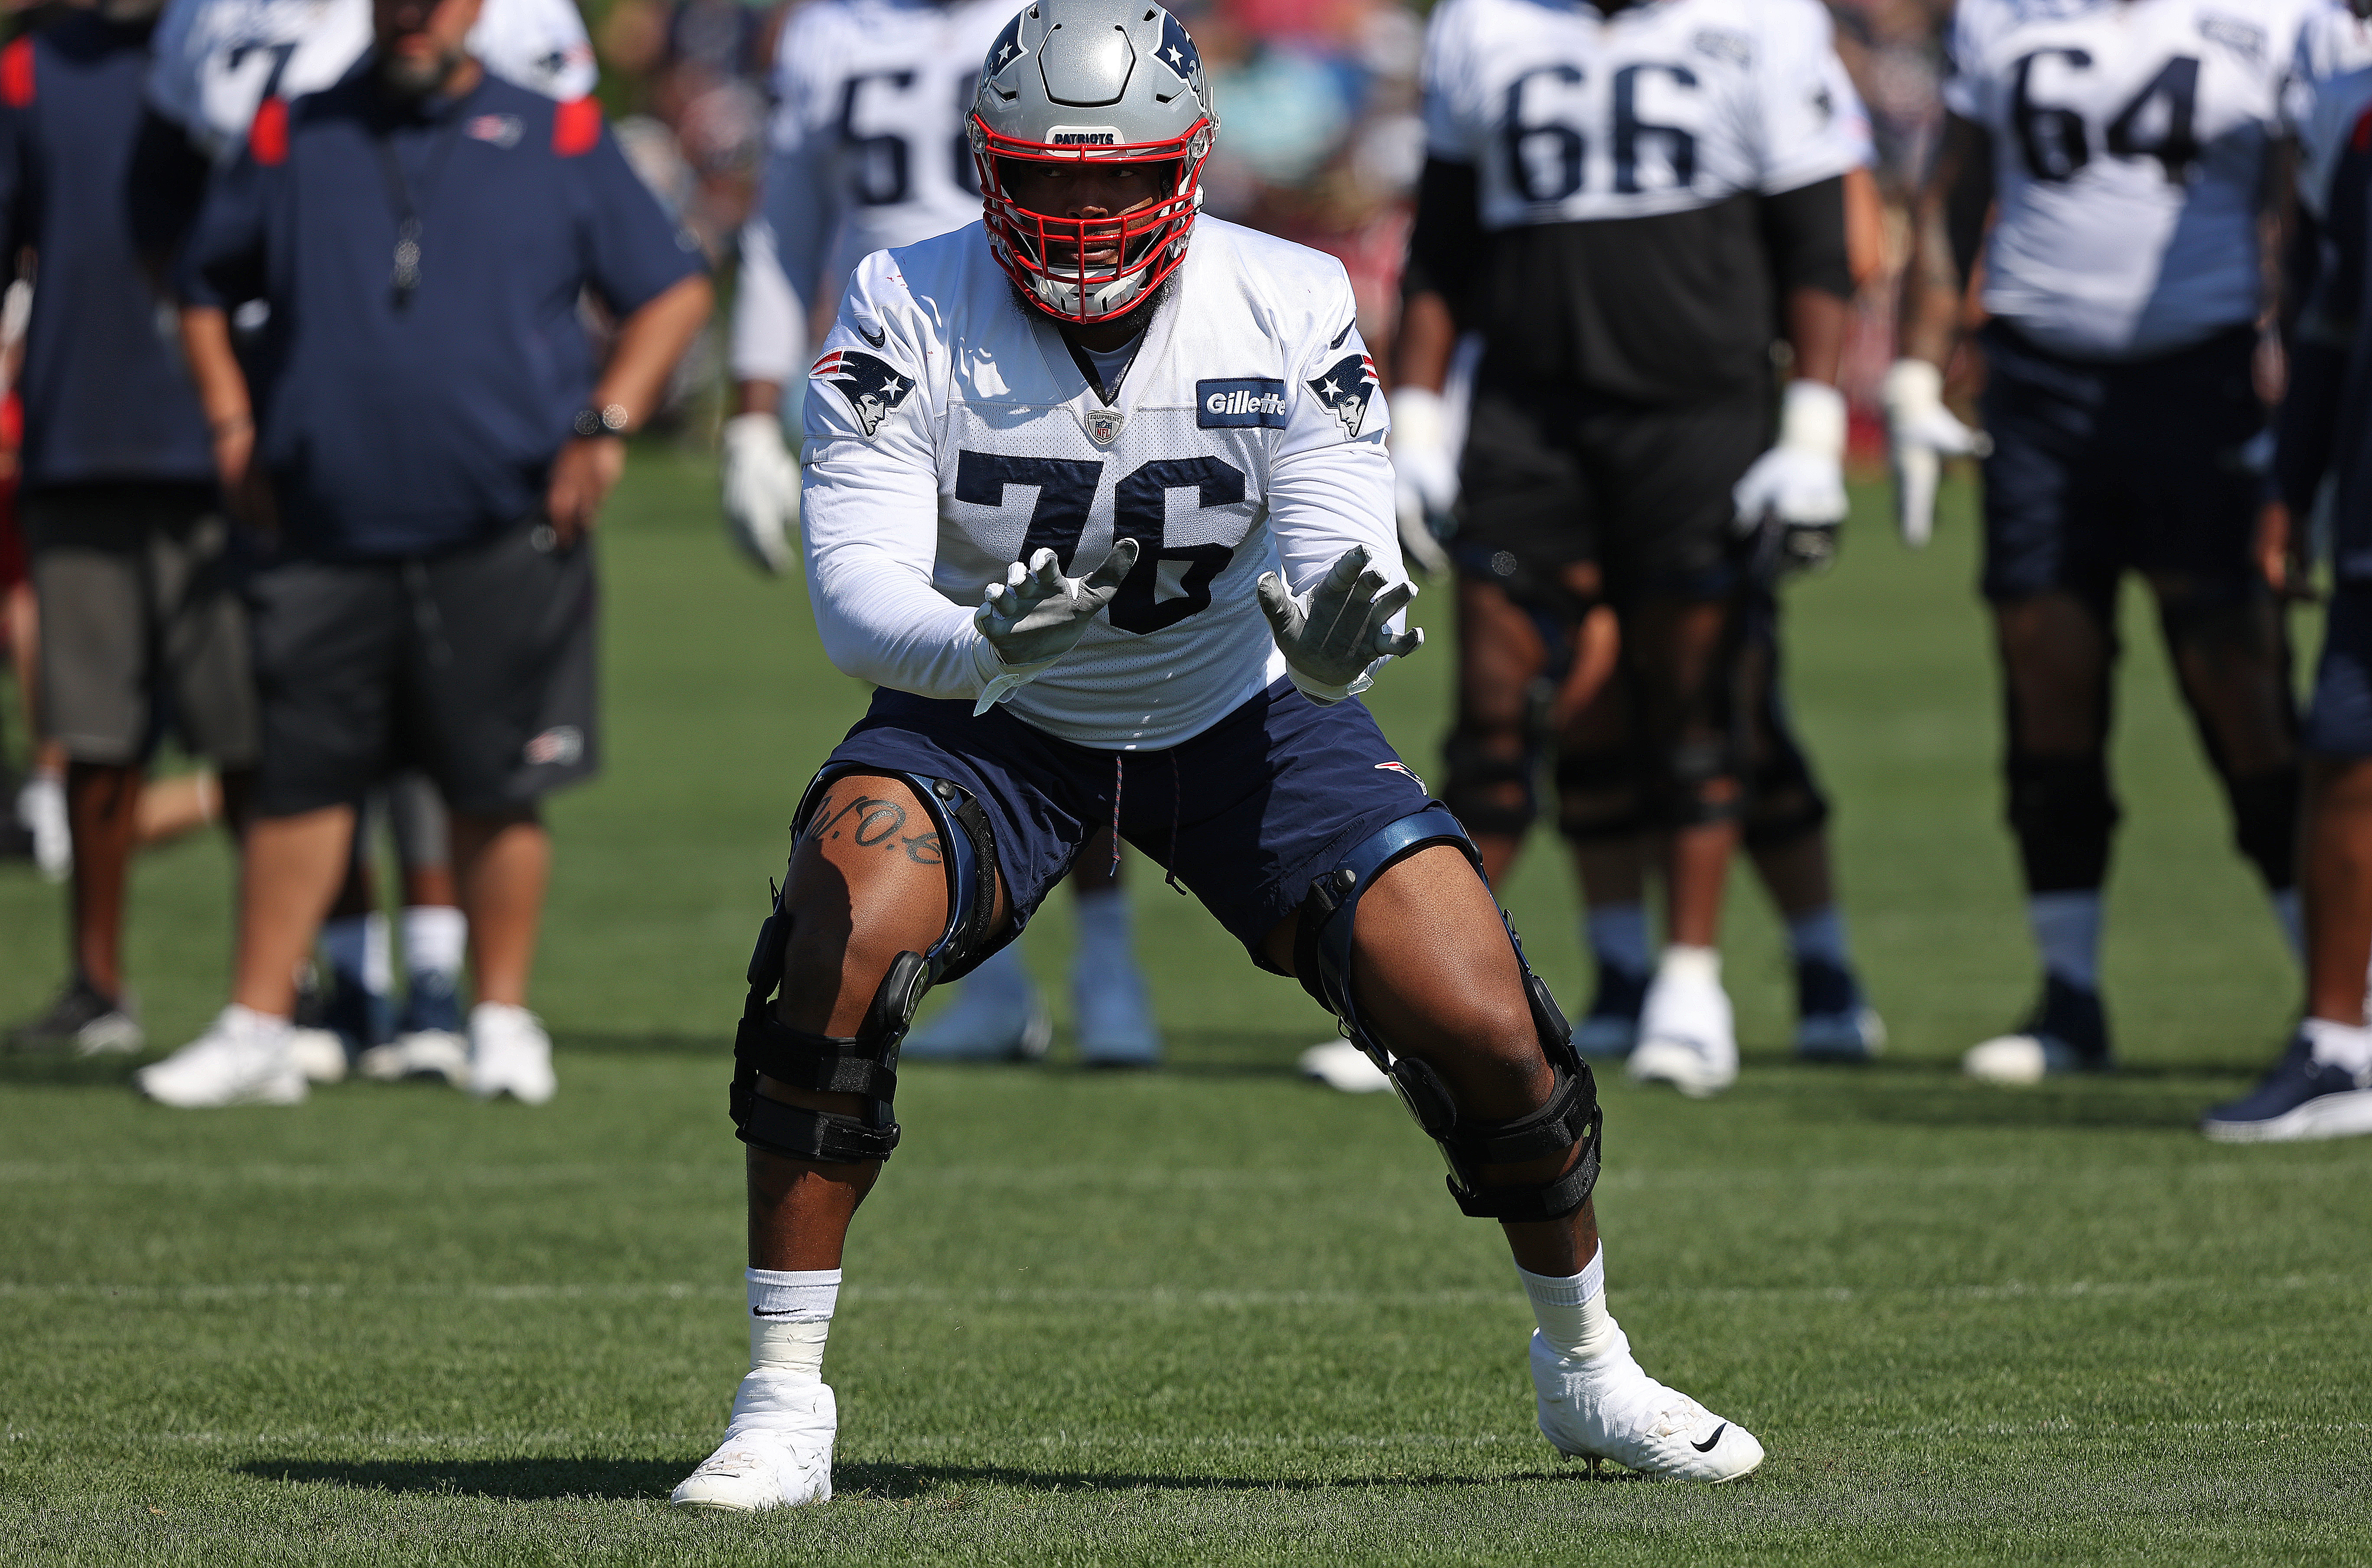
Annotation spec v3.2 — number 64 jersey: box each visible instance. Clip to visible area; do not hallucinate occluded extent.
[798,219,1404,752]
[1944,0,2318,361]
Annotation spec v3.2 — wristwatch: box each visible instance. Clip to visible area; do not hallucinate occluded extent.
[572,403,630,438]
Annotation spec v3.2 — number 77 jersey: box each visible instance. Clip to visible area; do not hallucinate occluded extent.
[1944,0,2317,361]
[796,219,1404,752]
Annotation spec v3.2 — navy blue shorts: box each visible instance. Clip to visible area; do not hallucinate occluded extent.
[823,676,1436,968]
[1978,322,2266,609]
[2307,587,2372,759]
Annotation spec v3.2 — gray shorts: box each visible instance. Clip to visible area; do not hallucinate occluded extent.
[25,484,260,768]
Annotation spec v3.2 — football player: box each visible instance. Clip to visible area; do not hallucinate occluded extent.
[2198,0,2372,1141]
[723,0,1163,1066]
[669,0,1764,1509]
[1893,0,2317,1083]
[1384,0,1870,1098]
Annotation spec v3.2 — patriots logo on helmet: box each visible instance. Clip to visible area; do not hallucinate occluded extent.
[1307,351,1378,440]
[983,13,1026,84]
[811,348,915,438]
[1153,12,1204,92]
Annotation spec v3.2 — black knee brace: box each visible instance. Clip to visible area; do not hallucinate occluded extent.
[2225,766,2302,893]
[729,767,1000,1164]
[1441,729,1540,839]
[1742,718,1831,852]
[1659,734,1744,830]
[1554,749,1645,844]
[1294,807,1603,1223]
[2005,752,2120,894]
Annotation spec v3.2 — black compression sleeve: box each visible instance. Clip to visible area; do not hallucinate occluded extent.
[1402,157,1482,316]
[1756,175,1854,302]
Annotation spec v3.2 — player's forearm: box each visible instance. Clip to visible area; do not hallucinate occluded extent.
[1899,116,1992,368]
[594,274,714,429]
[178,305,252,434]
[736,379,783,417]
[1271,444,1409,596]
[807,543,997,698]
[1391,290,1457,394]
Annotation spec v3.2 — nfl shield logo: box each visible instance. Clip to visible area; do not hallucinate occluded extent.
[1085,408,1126,446]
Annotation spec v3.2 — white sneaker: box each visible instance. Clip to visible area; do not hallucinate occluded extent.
[902,957,1052,1063]
[19,772,68,883]
[358,1029,469,1086]
[671,1372,836,1512]
[1532,1327,1765,1483]
[468,1003,556,1104]
[1628,948,1737,1098]
[1074,957,1161,1066]
[283,1026,349,1084]
[1297,1037,1391,1093]
[134,1006,308,1108]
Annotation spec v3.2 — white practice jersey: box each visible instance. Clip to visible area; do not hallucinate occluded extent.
[1944,0,2316,359]
[731,0,1013,385]
[798,219,1404,750]
[2287,2,2372,220]
[1420,0,1867,232]
[148,0,598,160]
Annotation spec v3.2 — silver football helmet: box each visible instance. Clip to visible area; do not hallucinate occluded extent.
[968,0,1218,323]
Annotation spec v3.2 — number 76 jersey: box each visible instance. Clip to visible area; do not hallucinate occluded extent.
[797,219,1404,753]
[1945,0,2317,361]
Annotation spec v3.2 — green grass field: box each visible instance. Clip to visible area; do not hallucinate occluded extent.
[2,455,2366,1565]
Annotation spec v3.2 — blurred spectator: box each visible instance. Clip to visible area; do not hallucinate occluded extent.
[0,0,260,1059]
[134,0,710,1109]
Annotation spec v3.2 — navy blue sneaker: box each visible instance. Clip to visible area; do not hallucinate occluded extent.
[1964,975,2112,1084]
[1793,958,1886,1061]
[2201,1032,2372,1143]
[1576,964,1648,1059]
[397,972,464,1038]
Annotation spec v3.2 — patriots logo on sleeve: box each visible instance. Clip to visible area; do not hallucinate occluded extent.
[811,349,915,438]
[1306,351,1378,440]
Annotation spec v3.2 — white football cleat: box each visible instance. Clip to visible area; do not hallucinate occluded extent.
[357,1029,469,1086]
[1532,1327,1764,1483]
[1073,956,1161,1067]
[135,1006,308,1108]
[468,1003,556,1104]
[284,1026,350,1084]
[1297,1037,1391,1093]
[1628,948,1737,1098]
[902,946,1051,1062]
[671,1373,836,1513]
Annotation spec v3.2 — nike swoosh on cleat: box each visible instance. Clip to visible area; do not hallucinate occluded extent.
[1690,1424,1727,1453]
[859,323,886,347]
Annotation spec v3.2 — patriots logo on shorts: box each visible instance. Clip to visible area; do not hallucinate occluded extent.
[811,349,915,438]
[1376,760,1426,791]
[1307,351,1377,440]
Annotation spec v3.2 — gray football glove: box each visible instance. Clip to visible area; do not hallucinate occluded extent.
[1254,544,1423,704]
[971,540,1140,714]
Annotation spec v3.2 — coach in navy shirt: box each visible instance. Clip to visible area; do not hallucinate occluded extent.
[0,0,257,1059]
[140,0,710,1109]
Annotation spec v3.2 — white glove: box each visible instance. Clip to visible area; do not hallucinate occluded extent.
[1733,379,1850,534]
[1882,358,1991,549]
[1388,385,1456,577]
[971,541,1141,715]
[720,411,799,574]
[1254,544,1424,704]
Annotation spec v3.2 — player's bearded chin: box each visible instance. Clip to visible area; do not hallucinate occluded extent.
[378,39,469,99]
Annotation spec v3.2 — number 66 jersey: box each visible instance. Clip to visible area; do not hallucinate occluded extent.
[1944,0,2317,362]
[798,219,1403,753]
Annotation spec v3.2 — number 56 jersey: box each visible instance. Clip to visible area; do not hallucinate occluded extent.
[1945,0,2317,361]
[798,220,1404,752]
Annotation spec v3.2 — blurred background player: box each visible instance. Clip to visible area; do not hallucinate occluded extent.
[719,0,1160,1065]
[2199,0,2372,1141]
[1892,0,2318,1084]
[0,0,262,1059]
[140,0,599,1084]
[134,0,709,1108]
[1358,0,1868,1099]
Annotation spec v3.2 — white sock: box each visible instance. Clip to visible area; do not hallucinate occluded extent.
[2027,891,2102,993]
[2271,889,2304,962]
[1657,943,1720,987]
[402,904,467,988]
[1518,1245,1617,1362]
[322,912,392,995]
[1786,904,1851,969]
[2304,1017,2372,1075]
[747,1266,841,1380]
[1585,904,1650,977]
[961,940,1032,1003]
[1072,887,1134,971]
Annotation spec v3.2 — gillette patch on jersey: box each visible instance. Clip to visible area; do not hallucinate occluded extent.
[1305,352,1377,439]
[1198,378,1288,429]
[811,349,915,438]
